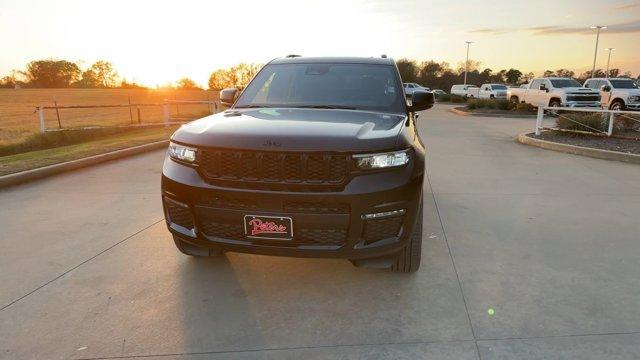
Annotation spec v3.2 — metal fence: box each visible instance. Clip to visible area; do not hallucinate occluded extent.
[35,100,219,133]
[535,106,640,136]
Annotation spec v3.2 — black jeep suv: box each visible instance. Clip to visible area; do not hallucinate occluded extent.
[161,56,434,272]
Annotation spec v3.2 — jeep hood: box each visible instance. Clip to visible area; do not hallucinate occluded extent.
[171,108,407,152]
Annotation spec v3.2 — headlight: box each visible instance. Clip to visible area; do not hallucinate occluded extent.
[168,142,197,163]
[353,149,410,169]
[629,96,640,102]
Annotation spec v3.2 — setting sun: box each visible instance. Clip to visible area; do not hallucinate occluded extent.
[1,0,639,87]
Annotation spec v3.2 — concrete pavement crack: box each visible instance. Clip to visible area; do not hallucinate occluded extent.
[424,164,482,360]
[0,219,164,312]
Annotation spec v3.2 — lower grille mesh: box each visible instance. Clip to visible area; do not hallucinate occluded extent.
[297,229,347,246]
[200,219,347,246]
[165,199,194,230]
[362,216,403,243]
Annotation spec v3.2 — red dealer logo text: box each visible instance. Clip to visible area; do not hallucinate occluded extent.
[248,218,287,236]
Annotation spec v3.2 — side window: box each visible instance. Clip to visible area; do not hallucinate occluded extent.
[585,80,595,89]
[530,79,542,89]
[543,79,552,89]
[485,86,491,90]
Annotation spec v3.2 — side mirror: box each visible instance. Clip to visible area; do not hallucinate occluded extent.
[601,85,611,92]
[220,87,239,107]
[539,84,547,91]
[407,90,435,112]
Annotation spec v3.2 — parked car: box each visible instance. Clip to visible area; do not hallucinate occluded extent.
[431,89,446,99]
[479,84,508,99]
[507,77,601,108]
[451,84,480,98]
[162,56,435,273]
[583,78,640,111]
[403,82,429,97]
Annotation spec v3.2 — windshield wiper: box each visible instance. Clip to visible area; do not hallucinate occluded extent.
[291,105,357,110]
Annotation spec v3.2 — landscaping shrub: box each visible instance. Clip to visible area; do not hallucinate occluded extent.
[467,98,513,110]
[437,94,467,103]
[612,114,640,131]
[556,113,607,133]
[514,102,536,113]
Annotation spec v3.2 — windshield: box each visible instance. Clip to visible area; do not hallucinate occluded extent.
[235,63,405,113]
[550,79,582,88]
[492,85,508,90]
[610,79,639,89]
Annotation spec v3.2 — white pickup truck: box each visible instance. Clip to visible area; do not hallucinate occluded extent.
[507,77,601,108]
[479,84,508,99]
[451,84,480,98]
[583,78,640,111]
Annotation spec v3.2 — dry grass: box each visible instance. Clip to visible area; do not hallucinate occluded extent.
[0,125,178,176]
[0,88,219,146]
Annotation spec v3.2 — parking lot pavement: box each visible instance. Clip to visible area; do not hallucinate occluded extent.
[1,104,639,359]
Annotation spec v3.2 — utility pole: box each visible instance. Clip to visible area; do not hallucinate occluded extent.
[605,48,615,78]
[464,41,474,85]
[590,25,607,78]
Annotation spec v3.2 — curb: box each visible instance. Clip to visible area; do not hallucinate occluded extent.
[0,140,169,189]
[449,107,536,119]
[517,133,640,164]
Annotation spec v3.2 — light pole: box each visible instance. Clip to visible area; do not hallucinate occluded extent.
[464,41,474,85]
[605,47,615,78]
[590,25,607,78]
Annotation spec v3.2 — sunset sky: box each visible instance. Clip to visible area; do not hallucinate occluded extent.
[1,0,639,87]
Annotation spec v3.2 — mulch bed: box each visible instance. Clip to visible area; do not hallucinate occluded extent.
[531,130,640,155]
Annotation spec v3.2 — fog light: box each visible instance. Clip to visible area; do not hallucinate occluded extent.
[361,209,406,220]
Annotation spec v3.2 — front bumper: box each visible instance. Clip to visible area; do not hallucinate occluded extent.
[562,101,601,108]
[161,157,424,260]
[625,103,640,110]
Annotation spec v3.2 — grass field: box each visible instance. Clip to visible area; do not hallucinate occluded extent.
[0,88,220,146]
[0,125,178,176]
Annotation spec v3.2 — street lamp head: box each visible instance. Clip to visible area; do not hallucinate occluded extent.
[465,41,474,44]
[605,47,615,51]
[590,25,607,29]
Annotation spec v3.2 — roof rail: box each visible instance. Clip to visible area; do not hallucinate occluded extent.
[381,54,387,58]
[286,54,301,58]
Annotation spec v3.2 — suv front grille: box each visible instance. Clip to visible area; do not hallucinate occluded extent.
[199,149,350,190]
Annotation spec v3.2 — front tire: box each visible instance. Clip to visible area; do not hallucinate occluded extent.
[510,96,519,103]
[173,235,224,257]
[549,98,561,108]
[391,204,423,273]
[609,100,624,111]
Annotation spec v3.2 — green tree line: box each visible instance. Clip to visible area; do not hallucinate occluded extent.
[395,58,638,91]
[0,59,202,90]
[2,58,637,90]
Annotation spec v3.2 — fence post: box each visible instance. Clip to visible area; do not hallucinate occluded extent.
[535,106,544,135]
[128,95,133,125]
[163,102,170,126]
[53,100,62,129]
[606,111,615,136]
[38,106,45,133]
